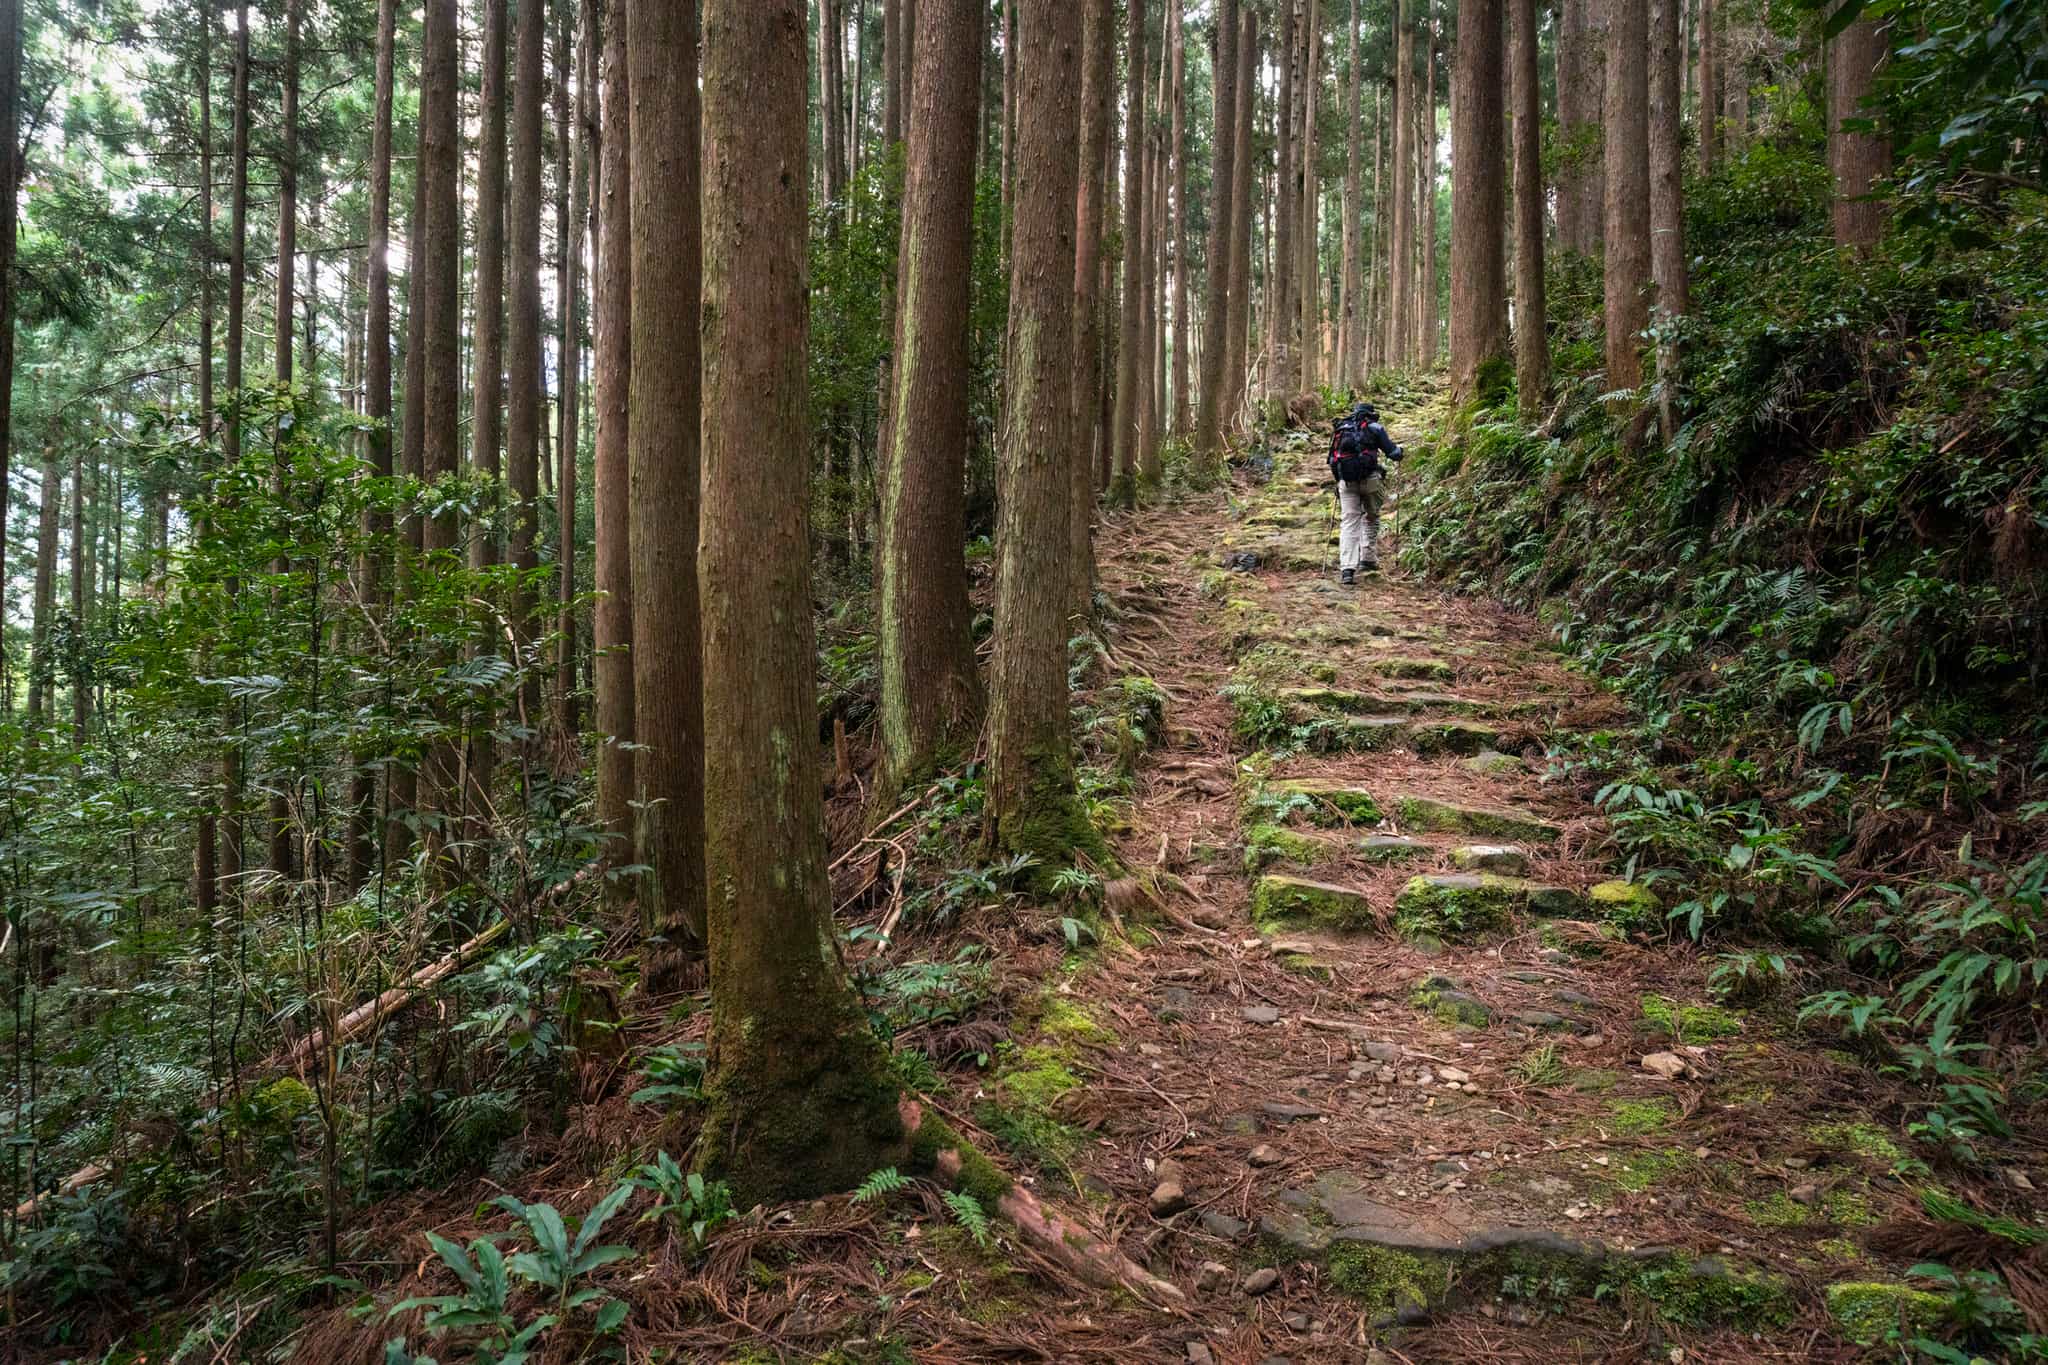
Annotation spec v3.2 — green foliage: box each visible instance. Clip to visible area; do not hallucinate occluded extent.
[628,1152,735,1251]
[941,1191,994,1249]
[388,1234,552,1365]
[490,1185,637,1325]
[628,1043,708,1107]
[852,1167,913,1204]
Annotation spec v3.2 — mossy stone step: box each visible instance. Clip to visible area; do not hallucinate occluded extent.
[1449,845,1528,874]
[1250,875,1376,934]
[1242,823,1338,872]
[1402,718,1506,757]
[1371,656,1454,681]
[1360,834,1431,862]
[1259,779,1383,826]
[1394,794,1563,843]
[1395,874,1584,941]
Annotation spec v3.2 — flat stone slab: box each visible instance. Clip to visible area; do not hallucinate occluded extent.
[1401,718,1506,757]
[1250,874,1376,934]
[1464,748,1528,775]
[1359,834,1431,862]
[1394,793,1563,843]
[1262,779,1383,826]
[1450,844,1529,875]
[1371,656,1455,681]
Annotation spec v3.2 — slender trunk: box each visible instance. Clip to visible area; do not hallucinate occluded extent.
[1389,0,1413,364]
[1071,0,1114,614]
[1109,0,1147,504]
[0,0,19,603]
[1193,0,1237,456]
[1134,43,1160,484]
[1828,16,1889,253]
[1696,0,1718,174]
[1650,0,1687,437]
[1510,0,1548,421]
[1368,80,1382,368]
[1602,0,1650,392]
[1449,0,1507,399]
[558,0,592,723]
[882,0,900,146]
[594,0,635,869]
[1558,0,1606,255]
[471,0,508,572]
[1168,0,1187,436]
[1420,15,1438,364]
[628,0,707,985]
[69,448,89,746]
[819,0,844,206]
[1268,0,1296,394]
[695,0,908,1207]
[28,449,60,724]
[1223,6,1255,419]
[987,0,1091,866]
[1000,0,1015,221]
[1339,0,1360,388]
[506,0,546,728]
[1298,0,1320,396]
[878,0,985,798]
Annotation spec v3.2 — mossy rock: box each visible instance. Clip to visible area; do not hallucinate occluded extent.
[1589,879,1660,932]
[1394,794,1562,842]
[1449,844,1529,875]
[1244,823,1334,872]
[1359,834,1431,862]
[1280,685,1377,713]
[1394,874,1520,941]
[1807,1120,1904,1164]
[1373,656,1454,681]
[1640,994,1742,1044]
[1824,1281,1948,1345]
[1403,718,1506,757]
[1328,1241,1444,1319]
[1251,874,1375,933]
[1627,1256,1795,1329]
[1264,779,1384,826]
[1410,975,1493,1028]
[1464,748,1527,775]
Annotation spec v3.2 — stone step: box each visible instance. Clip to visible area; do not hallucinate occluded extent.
[1250,874,1375,934]
[1393,793,1563,843]
[1449,844,1528,874]
[1370,656,1454,681]
[1394,873,1582,942]
[1254,779,1384,827]
[1359,834,1431,862]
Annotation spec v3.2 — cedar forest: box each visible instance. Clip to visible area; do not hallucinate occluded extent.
[1,0,2045,1360]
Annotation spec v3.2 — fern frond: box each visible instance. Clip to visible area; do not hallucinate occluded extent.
[852,1167,911,1204]
[941,1190,993,1248]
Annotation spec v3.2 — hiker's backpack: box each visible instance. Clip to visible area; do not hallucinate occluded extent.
[1329,420,1376,483]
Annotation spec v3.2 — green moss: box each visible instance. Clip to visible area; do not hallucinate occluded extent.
[1243,822,1331,872]
[1639,994,1743,1044]
[1266,779,1384,826]
[905,1111,1013,1207]
[1629,1258,1795,1329]
[1409,979,1492,1029]
[1589,880,1661,933]
[1607,1098,1677,1136]
[1606,1148,1695,1193]
[1250,874,1376,933]
[1327,1242,1441,1317]
[1824,1280,1949,1346]
[1373,656,1454,681]
[1745,1193,1815,1228]
[1111,676,1168,748]
[1394,794,1561,842]
[246,1078,317,1131]
[1808,1121,1904,1164]
[996,1045,1081,1111]
[1033,997,1116,1048]
[1815,1237,1861,1262]
[1393,874,1520,941]
[1569,1067,1620,1093]
[1824,1190,1882,1227]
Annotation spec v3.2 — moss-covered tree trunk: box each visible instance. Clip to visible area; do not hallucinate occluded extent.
[1509,0,1549,421]
[876,0,985,799]
[696,0,909,1206]
[593,0,634,875]
[1602,0,1649,392]
[986,0,1096,869]
[1449,0,1507,400]
[1069,0,1114,619]
[627,0,706,989]
[1194,0,1237,456]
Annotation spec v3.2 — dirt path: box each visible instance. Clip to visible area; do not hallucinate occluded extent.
[1032,399,1925,1363]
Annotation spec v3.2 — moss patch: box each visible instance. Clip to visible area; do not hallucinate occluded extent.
[1824,1280,1949,1346]
[1607,1098,1678,1136]
[1243,822,1332,872]
[1394,794,1561,842]
[1606,1148,1695,1193]
[1265,779,1384,826]
[1640,994,1743,1044]
[1393,874,1520,941]
[1745,1193,1816,1228]
[1589,879,1660,932]
[1032,997,1116,1048]
[1629,1257,1795,1329]
[1327,1242,1442,1318]
[1808,1120,1904,1164]
[1373,656,1454,681]
[1251,874,1376,933]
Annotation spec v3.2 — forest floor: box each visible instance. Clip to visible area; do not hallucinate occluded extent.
[299,392,1976,1365]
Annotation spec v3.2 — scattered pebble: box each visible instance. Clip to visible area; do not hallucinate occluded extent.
[1194,1261,1231,1293]
[1248,1144,1283,1168]
[1241,1005,1282,1025]
[1641,1050,1691,1079]
[1242,1267,1281,1296]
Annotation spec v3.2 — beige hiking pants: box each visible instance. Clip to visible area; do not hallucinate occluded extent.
[1338,474,1386,570]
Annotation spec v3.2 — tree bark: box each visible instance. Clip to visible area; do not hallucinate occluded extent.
[0,0,19,602]
[986,0,1092,867]
[1602,0,1650,392]
[508,0,546,725]
[1339,0,1360,388]
[1419,15,1439,365]
[878,0,985,798]
[1650,0,1687,437]
[1388,0,1413,364]
[1134,40,1162,484]
[628,0,707,987]
[1168,0,1188,437]
[1449,0,1507,399]
[695,0,910,1206]
[1696,0,1718,174]
[819,0,844,207]
[1828,16,1889,252]
[882,0,901,146]
[1510,0,1549,421]
[1298,0,1320,395]
[1193,0,1237,457]
[1558,0,1606,255]
[1223,5,1255,420]
[1267,0,1296,395]
[29,449,60,723]
[594,0,635,871]
[557,0,590,724]
[1071,0,1114,614]
[1109,0,1147,504]
[471,0,508,571]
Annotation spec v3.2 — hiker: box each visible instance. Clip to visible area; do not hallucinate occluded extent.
[1328,402,1404,584]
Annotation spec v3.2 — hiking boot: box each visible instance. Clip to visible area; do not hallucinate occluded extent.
[1360,559,1380,574]
[1340,568,1356,586]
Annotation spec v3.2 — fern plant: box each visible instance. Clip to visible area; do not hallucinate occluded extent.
[852,1167,912,1204]
[942,1191,994,1248]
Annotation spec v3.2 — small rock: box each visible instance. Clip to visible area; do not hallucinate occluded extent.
[1553,989,1600,1008]
[2009,1169,2036,1191]
[1248,1143,1283,1168]
[1450,844,1529,875]
[1260,1101,1322,1122]
[1789,1182,1820,1206]
[1641,1050,1691,1079]
[1242,1005,1283,1025]
[1362,1040,1404,1063]
[1242,1267,1282,1296]
[1281,1312,1311,1331]
[1256,1358,1293,1365]
[1150,1179,1189,1216]
[1185,1342,1217,1365]
[1194,1261,1231,1293]
[1437,1065,1471,1083]
[1783,1156,1810,1170]
[1199,1210,1248,1240]
[1189,903,1232,930]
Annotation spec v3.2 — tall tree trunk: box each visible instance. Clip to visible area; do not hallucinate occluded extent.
[0,0,19,604]
[1650,0,1687,437]
[508,0,546,727]
[628,0,707,987]
[1368,80,1382,369]
[1558,0,1605,255]
[1339,0,1360,388]
[69,448,89,746]
[1602,0,1649,392]
[593,0,635,872]
[471,0,508,573]
[1134,45,1160,484]
[220,0,252,880]
[987,0,1091,866]
[882,0,901,146]
[267,0,303,877]
[1388,0,1413,364]
[878,0,985,798]
[1194,0,1238,456]
[1696,0,1718,174]
[1510,0,1548,421]
[1449,0,1507,399]
[695,0,908,1207]
[1828,16,1889,252]
[1268,0,1296,394]
[350,0,398,891]
[1000,0,1015,221]
[1071,0,1114,614]
[1722,16,1747,154]
[1168,0,1188,436]
[29,449,60,724]
[1420,15,1439,365]
[819,0,844,206]
[1148,47,1167,469]
[1298,0,1320,395]
[1109,0,1147,505]
[559,0,592,724]
[1223,5,1255,419]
